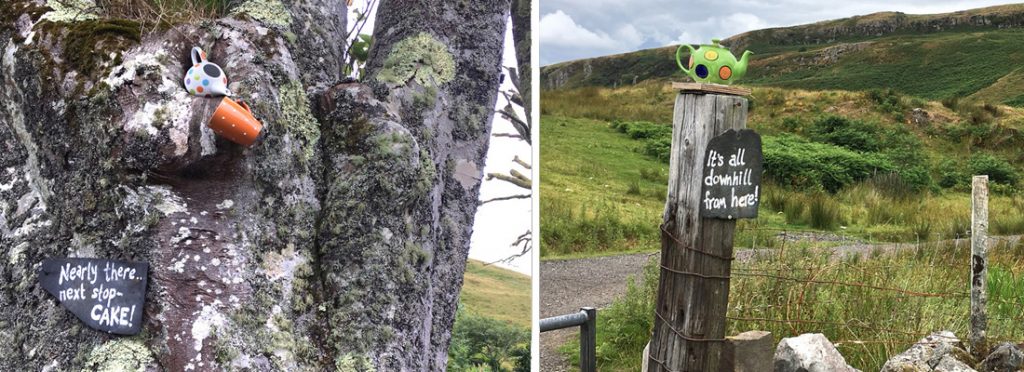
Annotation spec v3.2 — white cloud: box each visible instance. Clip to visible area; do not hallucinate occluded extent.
[539,10,620,49]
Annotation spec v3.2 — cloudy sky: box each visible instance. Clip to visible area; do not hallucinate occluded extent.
[539,0,1024,65]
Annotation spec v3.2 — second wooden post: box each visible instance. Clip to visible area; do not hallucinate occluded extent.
[647,86,750,372]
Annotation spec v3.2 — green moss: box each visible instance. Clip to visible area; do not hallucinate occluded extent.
[335,353,376,372]
[35,19,141,78]
[1,2,51,36]
[375,33,456,88]
[279,81,321,161]
[232,0,292,27]
[416,148,436,194]
[83,339,154,372]
[412,85,437,108]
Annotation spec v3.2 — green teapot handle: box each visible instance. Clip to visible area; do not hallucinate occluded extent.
[676,44,695,75]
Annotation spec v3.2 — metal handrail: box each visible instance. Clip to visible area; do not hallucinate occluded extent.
[540,307,597,372]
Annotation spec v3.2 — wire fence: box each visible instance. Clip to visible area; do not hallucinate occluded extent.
[714,225,1024,362]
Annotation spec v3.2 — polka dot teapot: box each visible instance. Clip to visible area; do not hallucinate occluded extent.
[676,39,753,85]
[183,47,231,97]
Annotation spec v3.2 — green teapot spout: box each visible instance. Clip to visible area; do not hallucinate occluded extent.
[675,44,697,78]
[733,50,754,80]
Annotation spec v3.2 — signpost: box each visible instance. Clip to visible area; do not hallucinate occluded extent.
[38,257,148,335]
[648,88,761,372]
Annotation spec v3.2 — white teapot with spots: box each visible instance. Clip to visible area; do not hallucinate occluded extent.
[183,47,231,97]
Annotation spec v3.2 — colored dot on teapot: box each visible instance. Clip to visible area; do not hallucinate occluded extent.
[704,50,719,61]
[719,66,732,80]
[695,64,709,79]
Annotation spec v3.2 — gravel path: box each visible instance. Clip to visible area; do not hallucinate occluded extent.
[539,234,1023,370]
[540,253,655,371]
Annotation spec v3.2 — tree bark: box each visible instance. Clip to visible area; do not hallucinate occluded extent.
[511,0,531,128]
[0,0,509,370]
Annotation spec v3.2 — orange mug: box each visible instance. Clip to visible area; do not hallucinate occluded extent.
[209,97,264,147]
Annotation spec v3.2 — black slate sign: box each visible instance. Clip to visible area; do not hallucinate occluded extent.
[700,129,764,219]
[39,258,148,335]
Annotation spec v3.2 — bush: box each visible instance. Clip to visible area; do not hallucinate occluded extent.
[641,137,672,163]
[969,153,1019,186]
[623,121,671,139]
[763,135,895,192]
[809,115,882,152]
[449,306,529,372]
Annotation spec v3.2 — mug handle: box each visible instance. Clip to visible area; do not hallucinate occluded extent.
[191,47,206,65]
[236,100,252,114]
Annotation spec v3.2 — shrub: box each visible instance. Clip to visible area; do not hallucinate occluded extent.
[809,115,881,152]
[623,121,671,139]
[763,135,894,192]
[641,137,672,163]
[969,153,1019,186]
[449,306,529,372]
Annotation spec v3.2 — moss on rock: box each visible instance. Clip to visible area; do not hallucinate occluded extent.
[375,33,456,88]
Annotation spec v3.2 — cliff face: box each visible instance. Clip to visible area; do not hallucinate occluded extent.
[723,4,1024,52]
[0,0,509,370]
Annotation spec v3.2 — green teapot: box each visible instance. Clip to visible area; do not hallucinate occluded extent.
[676,39,753,85]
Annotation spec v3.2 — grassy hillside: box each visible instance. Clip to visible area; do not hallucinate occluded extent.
[540,5,1024,106]
[540,82,1024,257]
[459,260,531,328]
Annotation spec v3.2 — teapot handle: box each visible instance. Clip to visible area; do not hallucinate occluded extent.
[675,44,694,75]
[191,47,206,65]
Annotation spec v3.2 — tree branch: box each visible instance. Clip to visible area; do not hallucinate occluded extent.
[486,169,531,190]
[478,194,531,205]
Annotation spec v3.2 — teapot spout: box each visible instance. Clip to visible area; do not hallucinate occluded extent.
[734,50,754,80]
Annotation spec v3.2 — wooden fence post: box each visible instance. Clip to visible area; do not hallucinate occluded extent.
[647,88,747,372]
[970,175,988,356]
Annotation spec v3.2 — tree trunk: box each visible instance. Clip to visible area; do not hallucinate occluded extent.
[0,0,509,370]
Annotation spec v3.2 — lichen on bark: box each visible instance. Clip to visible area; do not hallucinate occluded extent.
[82,338,154,372]
[233,0,292,27]
[375,32,456,88]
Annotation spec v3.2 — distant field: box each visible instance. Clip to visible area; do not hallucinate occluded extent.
[460,260,531,328]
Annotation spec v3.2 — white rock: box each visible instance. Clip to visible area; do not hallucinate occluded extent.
[775,333,859,372]
[880,331,975,372]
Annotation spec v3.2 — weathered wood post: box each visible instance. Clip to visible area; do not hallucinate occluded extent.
[970,175,989,355]
[648,83,758,372]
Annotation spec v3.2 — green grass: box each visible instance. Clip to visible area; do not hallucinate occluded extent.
[460,260,531,328]
[539,116,665,258]
[569,239,1024,371]
[539,111,1024,258]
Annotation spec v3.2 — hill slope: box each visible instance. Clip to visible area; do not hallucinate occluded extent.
[460,260,532,328]
[540,4,1024,105]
